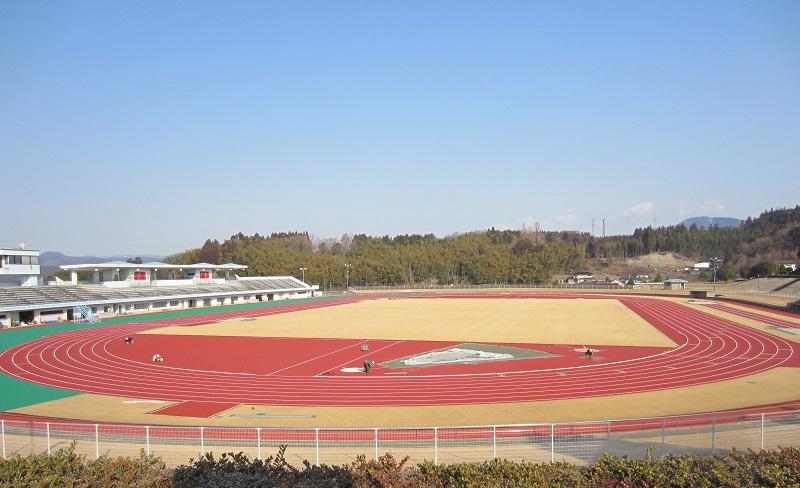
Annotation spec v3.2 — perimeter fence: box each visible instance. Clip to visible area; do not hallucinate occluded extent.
[351,282,800,305]
[2,410,799,467]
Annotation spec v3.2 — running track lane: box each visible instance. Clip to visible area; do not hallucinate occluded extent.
[0,297,798,406]
[702,303,800,329]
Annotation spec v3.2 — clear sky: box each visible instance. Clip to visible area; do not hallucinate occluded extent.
[1,1,798,255]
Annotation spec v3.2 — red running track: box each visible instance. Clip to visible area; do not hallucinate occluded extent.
[0,296,798,407]
[702,302,800,329]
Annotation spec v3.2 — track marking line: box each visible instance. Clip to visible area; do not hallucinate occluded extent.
[263,340,368,377]
[315,340,406,376]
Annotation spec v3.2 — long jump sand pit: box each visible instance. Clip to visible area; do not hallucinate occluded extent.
[142,297,676,348]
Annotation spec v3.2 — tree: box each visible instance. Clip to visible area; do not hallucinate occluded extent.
[340,234,352,255]
[126,257,143,264]
[198,239,222,264]
[161,205,800,287]
[788,226,800,259]
[749,261,777,277]
[718,265,736,282]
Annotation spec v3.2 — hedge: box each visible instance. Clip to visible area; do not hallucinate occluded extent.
[2,444,799,487]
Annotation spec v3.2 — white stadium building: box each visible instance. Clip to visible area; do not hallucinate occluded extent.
[0,244,41,287]
[0,248,318,328]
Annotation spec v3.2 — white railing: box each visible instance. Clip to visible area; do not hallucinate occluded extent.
[2,410,798,467]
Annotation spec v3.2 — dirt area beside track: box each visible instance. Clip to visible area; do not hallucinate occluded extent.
[142,297,677,348]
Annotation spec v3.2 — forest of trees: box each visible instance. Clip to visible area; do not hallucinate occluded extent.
[166,206,800,288]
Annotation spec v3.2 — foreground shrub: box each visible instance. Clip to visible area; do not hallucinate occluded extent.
[172,446,357,488]
[0,442,171,488]
[415,458,583,487]
[3,444,799,487]
[583,448,800,488]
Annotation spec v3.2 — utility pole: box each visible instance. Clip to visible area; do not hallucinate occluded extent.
[602,219,606,238]
[299,267,307,283]
[591,218,595,237]
[344,263,351,290]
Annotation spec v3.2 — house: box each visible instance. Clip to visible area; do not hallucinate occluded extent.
[663,278,689,290]
[567,272,594,284]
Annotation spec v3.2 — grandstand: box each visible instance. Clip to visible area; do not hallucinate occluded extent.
[0,260,318,327]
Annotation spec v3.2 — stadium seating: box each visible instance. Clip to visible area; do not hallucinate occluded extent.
[0,277,310,310]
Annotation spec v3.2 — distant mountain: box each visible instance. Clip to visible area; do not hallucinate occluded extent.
[39,251,165,278]
[679,217,743,229]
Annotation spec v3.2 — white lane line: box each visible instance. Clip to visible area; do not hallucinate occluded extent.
[263,340,368,377]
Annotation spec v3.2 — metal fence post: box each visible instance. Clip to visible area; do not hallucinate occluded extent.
[374,428,378,461]
[492,426,497,459]
[760,413,765,450]
[315,428,320,466]
[434,427,438,465]
[607,421,611,453]
[257,428,261,460]
[1,419,5,460]
[550,424,554,463]
[200,427,204,456]
[94,424,99,459]
[146,426,150,456]
[46,422,51,455]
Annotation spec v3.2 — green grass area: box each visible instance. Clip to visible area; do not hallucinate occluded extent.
[381,342,556,369]
[0,296,340,411]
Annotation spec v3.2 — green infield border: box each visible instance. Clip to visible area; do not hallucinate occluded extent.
[380,342,557,369]
[0,295,342,411]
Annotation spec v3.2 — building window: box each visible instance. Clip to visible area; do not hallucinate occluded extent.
[203,299,211,306]
[133,303,148,310]
[103,306,111,313]
[91,307,97,313]
[153,301,167,308]
[169,300,180,307]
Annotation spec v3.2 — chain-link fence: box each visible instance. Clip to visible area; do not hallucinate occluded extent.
[2,410,798,467]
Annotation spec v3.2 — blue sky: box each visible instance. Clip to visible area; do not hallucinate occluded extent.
[1,1,798,255]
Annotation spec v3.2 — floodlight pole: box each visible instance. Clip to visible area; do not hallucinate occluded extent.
[345,263,352,290]
[712,257,717,292]
[299,267,307,283]
[711,257,721,292]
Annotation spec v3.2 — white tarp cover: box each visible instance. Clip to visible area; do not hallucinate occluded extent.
[403,347,513,366]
